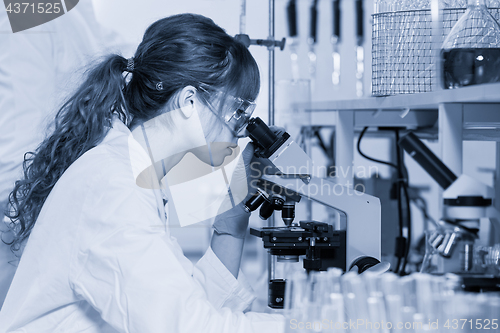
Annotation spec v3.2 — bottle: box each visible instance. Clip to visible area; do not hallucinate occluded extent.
[441,0,500,88]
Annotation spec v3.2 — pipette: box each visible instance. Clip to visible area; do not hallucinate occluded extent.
[286,0,300,81]
[308,0,319,85]
[355,0,364,97]
[332,0,341,86]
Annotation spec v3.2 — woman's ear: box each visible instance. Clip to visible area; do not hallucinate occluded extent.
[179,86,197,118]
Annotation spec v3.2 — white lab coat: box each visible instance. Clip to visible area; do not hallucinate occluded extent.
[0,118,284,333]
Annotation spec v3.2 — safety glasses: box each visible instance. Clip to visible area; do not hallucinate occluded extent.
[198,87,256,137]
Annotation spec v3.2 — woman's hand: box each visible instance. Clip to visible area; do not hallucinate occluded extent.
[210,148,253,277]
[212,126,285,238]
[211,127,285,277]
[211,143,255,239]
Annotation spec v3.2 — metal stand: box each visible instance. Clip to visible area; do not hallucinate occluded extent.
[268,0,277,286]
[236,0,286,298]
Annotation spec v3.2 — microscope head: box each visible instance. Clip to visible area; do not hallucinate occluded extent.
[247,117,382,280]
[399,132,495,223]
[400,132,498,270]
[246,117,314,178]
[443,174,493,221]
[243,117,314,225]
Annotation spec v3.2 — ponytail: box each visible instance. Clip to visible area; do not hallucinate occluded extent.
[5,54,129,251]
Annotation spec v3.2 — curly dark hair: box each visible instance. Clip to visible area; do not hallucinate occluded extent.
[5,13,260,252]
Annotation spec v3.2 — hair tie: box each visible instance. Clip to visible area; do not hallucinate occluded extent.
[127,57,135,73]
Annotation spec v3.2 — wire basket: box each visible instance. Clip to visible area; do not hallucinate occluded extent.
[371,7,500,96]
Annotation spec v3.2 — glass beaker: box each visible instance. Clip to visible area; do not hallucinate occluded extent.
[441,0,500,88]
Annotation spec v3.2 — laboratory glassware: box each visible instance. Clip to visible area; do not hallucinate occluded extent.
[308,0,319,85]
[441,0,500,88]
[283,270,308,333]
[331,0,341,86]
[355,0,365,97]
[372,0,500,95]
[286,0,300,81]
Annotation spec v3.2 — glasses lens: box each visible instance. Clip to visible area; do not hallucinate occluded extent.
[225,97,256,134]
[199,87,256,136]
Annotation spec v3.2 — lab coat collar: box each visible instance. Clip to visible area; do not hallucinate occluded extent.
[105,116,155,188]
[106,116,170,223]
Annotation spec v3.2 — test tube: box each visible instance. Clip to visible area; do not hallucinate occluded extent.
[284,270,308,326]
[399,275,418,330]
[414,274,437,323]
[321,269,345,330]
[341,272,370,331]
[363,272,390,333]
[380,273,404,325]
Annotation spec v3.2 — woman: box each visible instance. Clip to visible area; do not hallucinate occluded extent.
[0,14,284,333]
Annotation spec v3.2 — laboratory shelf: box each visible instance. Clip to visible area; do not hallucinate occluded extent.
[296,85,500,279]
[306,82,500,112]
[300,82,500,192]
[303,83,500,141]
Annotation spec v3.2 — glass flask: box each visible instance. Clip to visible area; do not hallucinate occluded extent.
[441,0,500,88]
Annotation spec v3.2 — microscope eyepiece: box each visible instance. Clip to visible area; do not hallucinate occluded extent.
[246,117,278,150]
[259,200,275,220]
[259,195,285,220]
[246,117,290,159]
[243,188,269,213]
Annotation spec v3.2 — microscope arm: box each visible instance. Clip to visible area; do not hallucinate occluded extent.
[261,174,381,268]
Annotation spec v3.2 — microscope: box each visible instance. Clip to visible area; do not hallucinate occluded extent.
[244,118,382,308]
[399,133,500,290]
